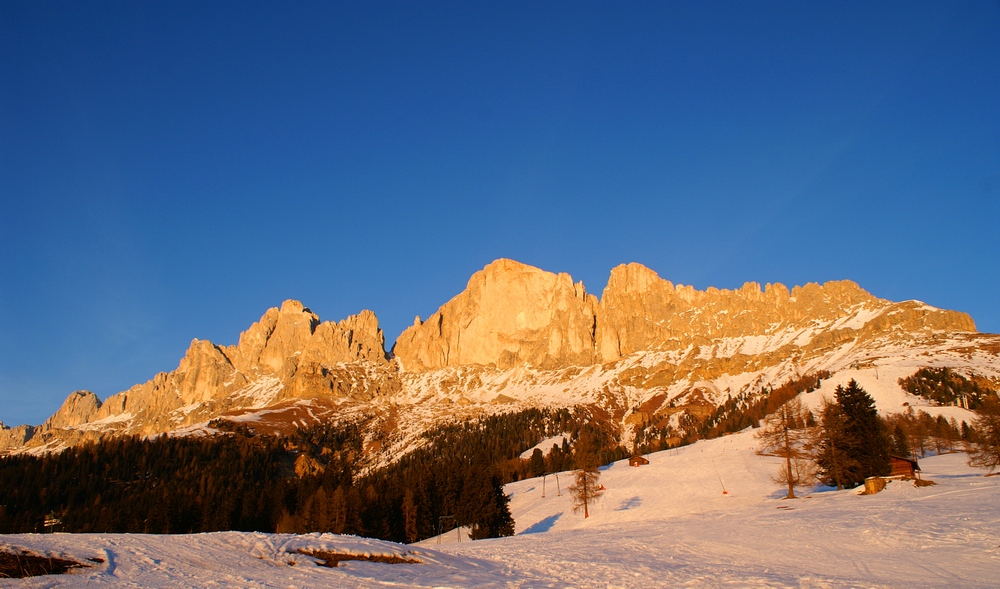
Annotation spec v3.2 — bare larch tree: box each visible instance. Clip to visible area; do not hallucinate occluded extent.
[968,396,1000,474]
[756,397,817,498]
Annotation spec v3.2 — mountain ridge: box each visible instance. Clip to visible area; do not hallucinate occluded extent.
[1,258,993,456]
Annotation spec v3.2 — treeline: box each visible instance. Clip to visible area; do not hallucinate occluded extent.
[698,371,831,441]
[885,409,969,459]
[0,408,625,542]
[899,367,996,410]
[0,433,296,534]
[612,372,834,458]
[281,407,626,542]
[0,422,363,534]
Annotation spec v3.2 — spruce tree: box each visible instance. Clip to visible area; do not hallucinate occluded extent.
[529,448,546,478]
[466,474,515,539]
[816,400,854,489]
[817,380,891,487]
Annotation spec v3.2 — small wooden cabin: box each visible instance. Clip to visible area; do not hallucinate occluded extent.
[889,455,920,478]
[628,455,649,467]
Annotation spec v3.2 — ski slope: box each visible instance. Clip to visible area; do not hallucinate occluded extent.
[453,435,999,588]
[3,428,998,588]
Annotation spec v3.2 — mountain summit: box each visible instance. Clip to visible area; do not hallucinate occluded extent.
[394,259,600,371]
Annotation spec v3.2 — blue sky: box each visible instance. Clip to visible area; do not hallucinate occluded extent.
[2,1,998,426]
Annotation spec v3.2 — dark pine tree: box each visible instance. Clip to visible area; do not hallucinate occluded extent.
[466,474,515,540]
[818,380,891,488]
[528,448,546,478]
[817,400,852,489]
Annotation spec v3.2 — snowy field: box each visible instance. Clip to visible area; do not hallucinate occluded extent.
[2,428,997,588]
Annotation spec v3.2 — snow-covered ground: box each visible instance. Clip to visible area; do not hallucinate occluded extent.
[452,436,999,588]
[519,433,571,459]
[3,428,997,588]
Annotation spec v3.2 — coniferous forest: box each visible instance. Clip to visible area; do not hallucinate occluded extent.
[696,371,830,441]
[0,408,626,542]
[898,367,995,410]
[2,371,990,540]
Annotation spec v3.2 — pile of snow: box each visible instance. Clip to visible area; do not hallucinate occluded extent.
[0,531,517,588]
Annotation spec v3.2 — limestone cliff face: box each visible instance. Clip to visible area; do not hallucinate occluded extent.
[0,422,35,452]
[596,263,880,360]
[41,390,103,430]
[225,301,387,376]
[87,339,248,431]
[79,301,392,436]
[596,263,978,361]
[174,339,247,404]
[392,259,979,370]
[217,301,385,374]
[393,259,600,371]
[858,300,977,341]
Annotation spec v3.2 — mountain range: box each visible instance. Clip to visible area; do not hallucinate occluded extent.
[2,258,997,459]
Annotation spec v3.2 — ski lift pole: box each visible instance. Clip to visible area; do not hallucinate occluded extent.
[437,515,456,545]
[711,459,728,495]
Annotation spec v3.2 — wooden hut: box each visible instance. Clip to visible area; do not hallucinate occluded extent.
[889,455,920,478]
[628,455,649,467]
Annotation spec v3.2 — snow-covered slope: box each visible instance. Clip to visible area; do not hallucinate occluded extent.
[456,449,999,588]
[5,423,998,588]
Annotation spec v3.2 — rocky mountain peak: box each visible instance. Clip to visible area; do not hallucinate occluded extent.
[227,300,319,375]
[605,262,669,295]
[41,390,102,431]
[599,272,885,361]
[393,259,599,371]
[222,300,387,377]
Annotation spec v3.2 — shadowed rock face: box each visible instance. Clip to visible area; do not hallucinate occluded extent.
[393,259,600,371]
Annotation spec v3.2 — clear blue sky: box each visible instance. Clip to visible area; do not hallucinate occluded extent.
[2,1,998,426]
